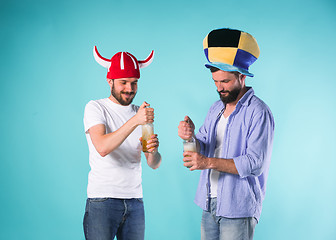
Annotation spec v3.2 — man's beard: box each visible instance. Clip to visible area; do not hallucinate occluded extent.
[218,86,241,104]
[111,84,136,106]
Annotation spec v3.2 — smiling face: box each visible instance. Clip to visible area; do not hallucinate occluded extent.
[212,70,246,104]
[107,78,138,106]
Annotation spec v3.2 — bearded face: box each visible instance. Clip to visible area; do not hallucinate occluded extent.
[109,78,138,106]
[217,84,242,104]
[211,70,245,104]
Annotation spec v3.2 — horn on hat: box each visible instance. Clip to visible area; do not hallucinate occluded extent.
[93,46,111,69]
[138,50,154,68]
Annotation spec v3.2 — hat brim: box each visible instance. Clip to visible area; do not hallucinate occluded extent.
[205,62,254,77]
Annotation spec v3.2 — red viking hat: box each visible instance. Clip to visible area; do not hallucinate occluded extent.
[93,46,154,79]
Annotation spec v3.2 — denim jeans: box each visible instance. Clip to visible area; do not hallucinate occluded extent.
[201,198,257,240]
[83,198,145,240]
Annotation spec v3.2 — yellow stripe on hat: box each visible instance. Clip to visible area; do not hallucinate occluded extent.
[203,35,209,49]
[238,32,260,58]
[207,47,237,65]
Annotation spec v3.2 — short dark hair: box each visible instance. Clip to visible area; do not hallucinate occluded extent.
[209,67,241,79]
[209,66,220,73]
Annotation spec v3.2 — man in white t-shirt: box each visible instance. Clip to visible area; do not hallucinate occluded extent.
[83,47,162,240]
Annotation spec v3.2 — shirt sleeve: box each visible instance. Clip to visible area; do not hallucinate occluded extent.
[196,122,210,155]
[233,108,275,178]
[83,101,106,134]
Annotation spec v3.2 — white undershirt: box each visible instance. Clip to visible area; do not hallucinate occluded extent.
[210,114,229,198]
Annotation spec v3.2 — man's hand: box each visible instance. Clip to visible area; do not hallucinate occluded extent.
[140,134,159,153]
[133,101,154,126]
[183,151,209,171]
[142,134,162,169]
[178,116,195,140]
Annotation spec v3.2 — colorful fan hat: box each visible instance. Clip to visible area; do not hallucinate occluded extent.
[203,28,260,77]
[93,46,154,79]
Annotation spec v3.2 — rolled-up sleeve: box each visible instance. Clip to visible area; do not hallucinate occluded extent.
[233,108,274,178]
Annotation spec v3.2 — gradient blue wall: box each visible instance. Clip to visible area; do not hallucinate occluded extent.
[1,0,336,239]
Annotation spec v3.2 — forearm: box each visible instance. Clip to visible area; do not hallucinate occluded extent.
[208,157,239,175]
[193,135,237,174]
[91,117,139,157]
[145,151,162,169]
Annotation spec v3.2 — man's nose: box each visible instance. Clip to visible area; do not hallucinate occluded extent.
[216,84,224,92]
[125,83,133,92]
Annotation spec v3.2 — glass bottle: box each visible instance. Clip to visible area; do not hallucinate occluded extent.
[183,137,197,154]
[142,123,154,152]
[183,137,197,168]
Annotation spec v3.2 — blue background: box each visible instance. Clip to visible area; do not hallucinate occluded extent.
[1,0,336,239]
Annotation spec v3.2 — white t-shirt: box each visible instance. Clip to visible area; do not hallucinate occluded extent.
[83,98,143,199]
[210,114,228,198]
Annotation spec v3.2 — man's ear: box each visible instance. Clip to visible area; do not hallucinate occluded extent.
[107,78,113,87]
[240,74,246,86]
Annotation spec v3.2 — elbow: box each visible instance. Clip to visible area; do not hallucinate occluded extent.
[250,156,268,177]
[151,165,159,170]
[237,154,266,178]
[251,166,264,177]
[149,155,162,170]
[150,160,161,170]
[96,146,110,157]
[99,152,108,157]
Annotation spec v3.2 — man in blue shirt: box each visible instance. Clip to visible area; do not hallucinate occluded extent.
[178,28,274,240]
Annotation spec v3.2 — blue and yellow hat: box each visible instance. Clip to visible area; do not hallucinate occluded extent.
[203,28,260,77]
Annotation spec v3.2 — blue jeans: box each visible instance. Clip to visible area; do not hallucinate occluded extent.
[83,198,145,240]
[201,198,257,240]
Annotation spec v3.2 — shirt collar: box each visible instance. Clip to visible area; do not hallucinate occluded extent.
[238,87,254,107]
[216,87,254,118]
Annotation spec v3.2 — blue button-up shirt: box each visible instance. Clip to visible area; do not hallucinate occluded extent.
[195,87,274,221]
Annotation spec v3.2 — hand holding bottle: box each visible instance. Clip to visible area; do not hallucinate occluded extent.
[135,101,154,126]
[178,116,195,140]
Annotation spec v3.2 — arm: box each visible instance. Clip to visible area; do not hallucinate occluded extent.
[183,152,238,174]
[144,150,162,170]
[89,101,153,157]
[178,116,201,152]
[140,134,162,169]
[179,109,237,172]
[233,109,274,178]
[183,109,274,177]
[180,103,220,155]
